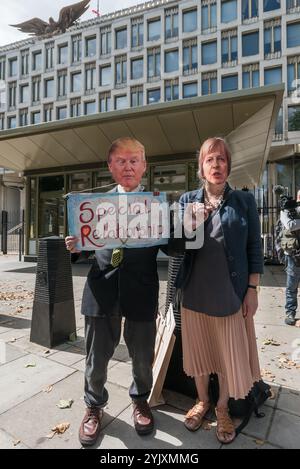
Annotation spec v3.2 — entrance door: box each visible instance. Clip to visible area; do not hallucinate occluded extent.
[151,164,188,203]
[38,175,64,238]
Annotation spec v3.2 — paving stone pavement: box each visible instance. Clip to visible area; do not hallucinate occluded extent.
[0,254,300,449]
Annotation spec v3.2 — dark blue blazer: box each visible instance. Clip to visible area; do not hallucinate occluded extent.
[175,184,264,302]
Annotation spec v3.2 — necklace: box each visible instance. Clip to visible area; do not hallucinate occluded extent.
[204,185,226,211]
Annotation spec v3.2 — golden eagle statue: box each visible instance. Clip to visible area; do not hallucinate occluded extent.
[10,0,91,38]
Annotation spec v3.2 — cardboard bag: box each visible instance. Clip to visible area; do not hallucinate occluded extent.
[148,304,176,408]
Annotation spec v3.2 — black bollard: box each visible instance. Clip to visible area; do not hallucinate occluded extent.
[30,237,76,348]
[164,255,197,399]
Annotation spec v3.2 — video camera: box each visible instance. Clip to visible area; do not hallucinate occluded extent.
[273,185,300,214]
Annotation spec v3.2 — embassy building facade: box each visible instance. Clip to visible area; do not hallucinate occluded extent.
[0,0,298,258]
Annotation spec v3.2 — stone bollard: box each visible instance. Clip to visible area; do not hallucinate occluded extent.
[30,237,76,348]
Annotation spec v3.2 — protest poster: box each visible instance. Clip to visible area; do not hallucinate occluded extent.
[67,191,169,250]
[148,304,176,408]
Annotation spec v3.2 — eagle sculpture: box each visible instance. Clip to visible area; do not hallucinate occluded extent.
[10,0,91,38]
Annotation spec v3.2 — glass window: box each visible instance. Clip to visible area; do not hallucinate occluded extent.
[202,41,217,65]
[46,44,54,69]
[183,82,198,98]
[242,68,259,88]
[263,0,281,12]
[32,77,41,103]
[21,51,29,75]
[242,0,258,20]
[86,36,96,57]
[100,65,111,86]
[131,58,143,79]
[100,93,111,112]
[70,173,91,192]
[131,87,143,107]
[131,22,143,48]
[0,58,6,80]
[147,88,160,104]
[288,105,300,131]
[287,60,300,94]
[116,28,127,49]
[221,0,237,23]
[20,84,29,104]
[202,2,217,32]
[242,31,259,56]
[148,19,161,41]
[84,101,96,115]
[44,105,53,122]
[165,50,179,73]
[202,75,217,95]
[183,9,197,33]
[58,44,68,64]
[71,71,82,92]
[115,57,127,85]
[19,110,28,127]
[72,36,82,63]
[101,30,111,55]
[32,51,42,71]
[9,58,17,76]
[287,23,300,48]
[165,81,179,101]
[58,73,67,97]
[8,116,16,128]
[276,160,292,195]
[9,83,16,108]
[115,95,128,109]
[147,49,161,78]
[71,99,81,117]
[221,35,237,63]
[31,111,41,125]
[264,24,281,55]
[57,106,67,120]
[85,66,96,91]
[221,74,238,92]
[165,10,178,39]
[264,66,282,84]
[183,42,198,73]
[39,176,65,238]
[29,178,37,239]
[45,78,54,98]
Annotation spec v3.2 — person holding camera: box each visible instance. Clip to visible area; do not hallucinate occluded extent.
[277,190,300,326]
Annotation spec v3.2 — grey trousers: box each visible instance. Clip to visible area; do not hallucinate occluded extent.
[84,315,156,408]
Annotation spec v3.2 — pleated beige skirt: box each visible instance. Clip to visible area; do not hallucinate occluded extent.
[181,307,261,400]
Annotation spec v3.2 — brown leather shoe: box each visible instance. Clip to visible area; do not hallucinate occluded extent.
[132,400,154,435]
[79,407,103,446]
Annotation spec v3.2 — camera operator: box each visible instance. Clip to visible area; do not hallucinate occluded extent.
[277,189,300,326]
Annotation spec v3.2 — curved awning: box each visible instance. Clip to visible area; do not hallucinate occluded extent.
[0,84,283,187]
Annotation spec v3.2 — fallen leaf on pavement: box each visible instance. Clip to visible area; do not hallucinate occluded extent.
[261,369,276,381]
[254,439,265,446]
[262,338,281,346]
[25,363,36,368]
[13,440,21,447]
[56,399,73,409]
[43,385,53,393]
[47,422,70,439]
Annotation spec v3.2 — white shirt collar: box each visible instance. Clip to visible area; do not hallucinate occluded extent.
[117,184,143,193]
